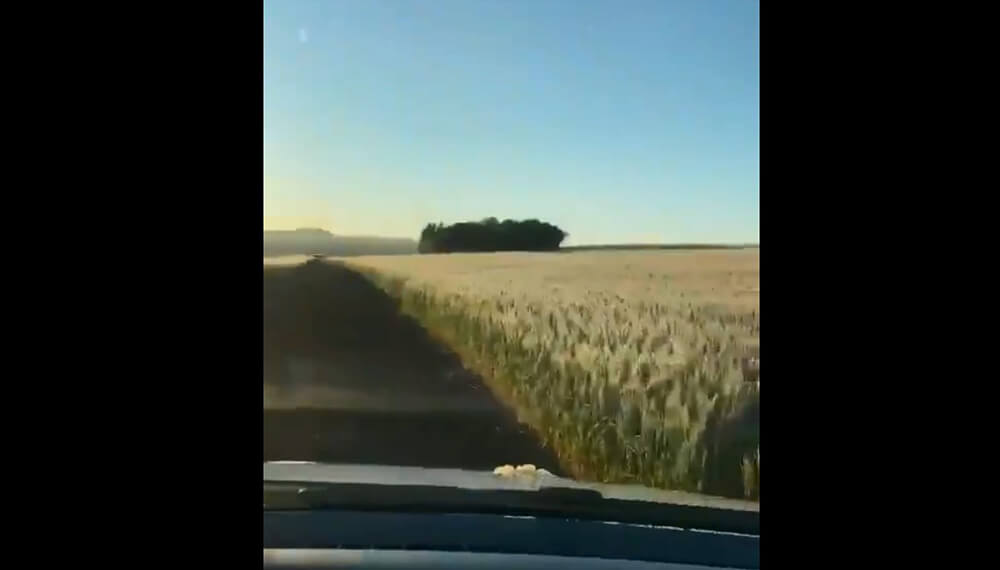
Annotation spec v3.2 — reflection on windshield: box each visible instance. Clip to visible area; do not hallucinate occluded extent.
[264,1,759,502]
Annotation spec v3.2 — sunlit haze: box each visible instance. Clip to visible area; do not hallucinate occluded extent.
[264,0,758,245]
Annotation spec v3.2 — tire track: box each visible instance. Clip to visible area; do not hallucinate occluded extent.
[263,259,564,474]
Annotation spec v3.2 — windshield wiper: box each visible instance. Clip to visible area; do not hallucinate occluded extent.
[264,481,759,536]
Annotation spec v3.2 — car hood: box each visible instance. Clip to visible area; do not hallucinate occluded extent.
[263,461,758,513]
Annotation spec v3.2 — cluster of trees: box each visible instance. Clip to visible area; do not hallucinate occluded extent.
[418,218,568,253]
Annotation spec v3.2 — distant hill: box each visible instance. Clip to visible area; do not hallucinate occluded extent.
[264,228,418,257]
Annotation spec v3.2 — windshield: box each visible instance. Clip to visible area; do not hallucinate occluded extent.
[264,0,759,508]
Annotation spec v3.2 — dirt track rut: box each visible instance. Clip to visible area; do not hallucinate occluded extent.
[263,260,563,474]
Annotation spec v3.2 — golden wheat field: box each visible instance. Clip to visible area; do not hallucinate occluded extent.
[343,249,760,499]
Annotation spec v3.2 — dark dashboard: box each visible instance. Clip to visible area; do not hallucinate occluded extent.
[263,463,759,569]
[263,509,759,569]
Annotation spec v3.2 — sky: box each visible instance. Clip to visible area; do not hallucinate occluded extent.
[264,0,758,245]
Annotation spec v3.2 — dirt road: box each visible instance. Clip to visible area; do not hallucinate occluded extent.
[263,259,564,474]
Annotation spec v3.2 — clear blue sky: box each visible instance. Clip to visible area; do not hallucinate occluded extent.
[264,0,758,245]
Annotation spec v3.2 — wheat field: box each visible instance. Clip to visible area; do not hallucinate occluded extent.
[343,249,760,499]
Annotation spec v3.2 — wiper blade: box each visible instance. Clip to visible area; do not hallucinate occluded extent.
[264,481,759,537]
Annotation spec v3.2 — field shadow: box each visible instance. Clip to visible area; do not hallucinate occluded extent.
[263,259,565,474]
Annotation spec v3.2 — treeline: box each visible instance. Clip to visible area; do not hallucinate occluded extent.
[418,218,568,253]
